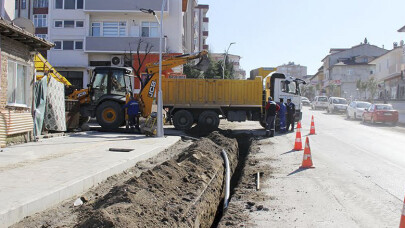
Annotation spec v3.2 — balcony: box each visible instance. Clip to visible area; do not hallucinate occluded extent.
[85,37,165,53]
[84,0,168,12]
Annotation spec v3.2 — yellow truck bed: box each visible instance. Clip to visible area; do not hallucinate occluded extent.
[162,77,263,107]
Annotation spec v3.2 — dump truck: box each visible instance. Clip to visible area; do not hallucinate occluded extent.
[158,73,304,130]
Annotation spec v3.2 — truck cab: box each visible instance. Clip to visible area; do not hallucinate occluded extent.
[265,73,304,121]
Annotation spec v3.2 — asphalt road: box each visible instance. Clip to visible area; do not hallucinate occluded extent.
[242,106,405,227]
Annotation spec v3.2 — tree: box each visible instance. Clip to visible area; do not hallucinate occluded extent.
[367,77,378,101]
[356,79,368,99]
[123,39,153,89]
[183,64,202,78]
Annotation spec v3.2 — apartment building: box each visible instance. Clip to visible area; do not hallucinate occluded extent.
[42,0,183,90]
[277,62,307,79]
[195,4,208,51]
[210,53,246,79]
[321,41,387,98]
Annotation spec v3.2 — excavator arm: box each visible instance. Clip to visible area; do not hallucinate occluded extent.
[138,50,208,118]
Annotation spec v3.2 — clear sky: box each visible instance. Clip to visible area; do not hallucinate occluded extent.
[198,0,405,75]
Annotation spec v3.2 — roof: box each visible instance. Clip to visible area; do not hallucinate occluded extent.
[398,25,405,32]
[0,18,53,50]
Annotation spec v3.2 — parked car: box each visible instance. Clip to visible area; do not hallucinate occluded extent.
[362,104,398,125]
[302,97,310,106]
[346,101,371,119]
[327,97,348,114]
[311,96,328,110]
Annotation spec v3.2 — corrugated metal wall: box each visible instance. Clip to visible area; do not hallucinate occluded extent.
[0,110,33,136]
[0,112,6,148]
[163,77,263,107]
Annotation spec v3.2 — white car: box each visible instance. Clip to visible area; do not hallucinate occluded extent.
[311,96,328,110]
[327,97,348,114]
[346,101,371,119]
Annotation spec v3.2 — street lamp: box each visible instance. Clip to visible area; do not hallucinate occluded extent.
[222,42,235,79]
[140,0,166,137]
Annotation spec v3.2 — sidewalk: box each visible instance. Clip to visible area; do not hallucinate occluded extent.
[0,131,180,227]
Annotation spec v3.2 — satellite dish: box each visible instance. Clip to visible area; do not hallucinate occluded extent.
[12,17,35,34]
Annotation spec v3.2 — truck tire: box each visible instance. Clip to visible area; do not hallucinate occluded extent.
[198,110,220,130]
[96,101,124,130]
[173,110,194,130]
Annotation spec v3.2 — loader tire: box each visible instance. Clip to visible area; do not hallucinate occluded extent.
[173,110,194,130]
[198,111,220,130]
[96,101,124,130]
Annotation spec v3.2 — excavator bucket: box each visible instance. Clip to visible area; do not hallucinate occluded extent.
[192,54,210,71]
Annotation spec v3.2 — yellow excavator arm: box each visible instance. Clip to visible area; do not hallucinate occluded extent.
[138,50,208,117]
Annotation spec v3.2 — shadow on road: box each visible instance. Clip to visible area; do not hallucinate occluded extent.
[281,149,301,155]
[287,167,311,176]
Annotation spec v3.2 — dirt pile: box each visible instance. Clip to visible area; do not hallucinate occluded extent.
[75,132,238,228]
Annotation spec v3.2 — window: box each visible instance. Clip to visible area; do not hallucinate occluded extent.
[55,0,82,9]
[75,21,84,27]
[34,0,48,8]
[141,22,159,37]
[76,0,83,9]
[55,0,63,8]
[75,41,83,50]
[54,41,62,49]
[55,20,83,28]
[91,21,126,37]
[54,20,62,27]
[33,14,47,28]
[21,0,27,9]
[15,0,18,9]
[64,0,75,9]
[91,22,101,36]
[64,20,74,28]
[53,40,83,50]
[63,40,74,50]
[7,60,29,106]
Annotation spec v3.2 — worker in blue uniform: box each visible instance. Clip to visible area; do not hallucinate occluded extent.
[278,98,287,133]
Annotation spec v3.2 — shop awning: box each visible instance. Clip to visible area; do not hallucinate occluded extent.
[34,53,72,86]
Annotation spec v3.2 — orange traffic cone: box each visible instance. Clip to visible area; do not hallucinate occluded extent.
[400,195,405,228]
[300,137,314,169]
[297,121,302,129]
[309,115,316,135]
[293,126,303,151]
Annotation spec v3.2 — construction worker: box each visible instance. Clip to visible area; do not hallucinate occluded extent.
[278,98,287,133]
[265,96,280,137]
[122,95,140,132]
[286,98,296,132]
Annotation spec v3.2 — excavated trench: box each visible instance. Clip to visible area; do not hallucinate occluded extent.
[11,130,254,228]
[73,131,253,228]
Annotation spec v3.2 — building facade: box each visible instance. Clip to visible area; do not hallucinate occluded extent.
[43,0,183,90]
[276,62,307,79]
[370,45,403,100]
[321,42,388,99]
[194,4,208,51]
